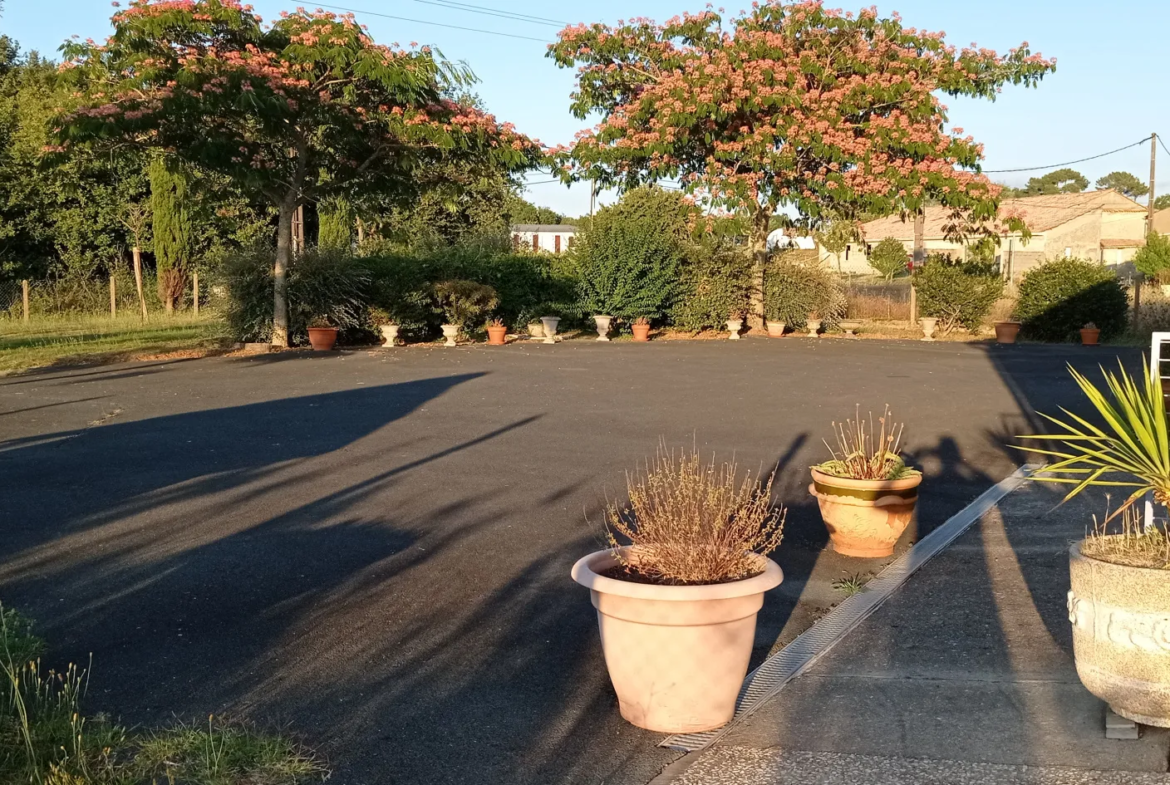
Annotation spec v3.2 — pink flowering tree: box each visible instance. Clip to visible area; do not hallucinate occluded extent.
[549,1,1055,323]
[54,0,543,346]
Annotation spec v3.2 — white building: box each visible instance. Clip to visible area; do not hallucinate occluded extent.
[511,224,578,254]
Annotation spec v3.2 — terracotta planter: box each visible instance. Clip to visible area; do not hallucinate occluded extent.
[571,547,783,733]
[594,315,613,341]
[307,326,338,351]
[441,324,460,347]
[919,317,938,342]
[995,321,1021,344]
[1069,543,1170,726]
[540,316,560,345]
[487,325,508,346]
[631,323,651,342]
[726,319,744,340]
[379,324,399,347]
[1080,328,1100,346]
[766,321,786,338]
[809,467,921,558]
[806,319,822,338]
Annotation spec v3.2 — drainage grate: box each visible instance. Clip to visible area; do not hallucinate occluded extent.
[660,464,1037,753]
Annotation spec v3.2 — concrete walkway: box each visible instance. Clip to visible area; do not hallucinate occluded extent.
[662,482,1170,784]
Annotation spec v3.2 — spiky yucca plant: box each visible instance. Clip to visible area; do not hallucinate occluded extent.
[1016,360,1170,516]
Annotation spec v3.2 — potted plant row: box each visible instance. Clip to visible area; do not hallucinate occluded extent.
[571,445,785,732]
[1017,362,1170,728]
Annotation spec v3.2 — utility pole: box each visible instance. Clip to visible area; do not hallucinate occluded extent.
[1149,133,1158,235]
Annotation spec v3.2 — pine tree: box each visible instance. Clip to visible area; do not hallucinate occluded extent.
[149,155,191,313]
[318,198,354,252]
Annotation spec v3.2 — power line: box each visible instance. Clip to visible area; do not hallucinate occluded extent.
[313,3,553,43]
[406,0,567,27]
[983,137,1152,174]
[1159,133,1170,161]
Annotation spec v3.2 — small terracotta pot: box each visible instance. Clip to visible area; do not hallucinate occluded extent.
[766,321,786,338]
[809,468,921,558]
[487,325,508,346]
[995,321,1021,344]
[631,323,651,342]
[572,547,783,733]
[1080,328,1100,346]
[307,326,338,351]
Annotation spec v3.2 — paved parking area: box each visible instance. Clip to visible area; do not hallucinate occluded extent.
[0,338,1137,784]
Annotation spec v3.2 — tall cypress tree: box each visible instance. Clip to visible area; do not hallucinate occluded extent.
[149,155,191,312]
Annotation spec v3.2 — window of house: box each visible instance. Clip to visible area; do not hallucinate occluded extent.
[532,235,539,252]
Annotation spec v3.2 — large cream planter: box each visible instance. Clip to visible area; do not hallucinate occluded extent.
[1069,543,1170,726]
[572,547,783,733]
[809,468,921,558]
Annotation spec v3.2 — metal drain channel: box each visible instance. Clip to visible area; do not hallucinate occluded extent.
[660,464,1037,753]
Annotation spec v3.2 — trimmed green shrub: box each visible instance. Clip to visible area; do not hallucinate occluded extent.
[763,257,846,329]
[1135,232,1170,278]
[913,257,1003,333]
[1016,258,1128,341]
[432,279,499,329]
[670,244,752,330]
[868,238,908,280]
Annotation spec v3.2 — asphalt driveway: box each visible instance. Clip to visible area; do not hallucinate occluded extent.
[0,337,1136,784]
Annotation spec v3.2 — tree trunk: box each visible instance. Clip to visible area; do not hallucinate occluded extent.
[272,199,294,347]
[748,207,772,330]
[132,246,147,322]
[912,210,925,270]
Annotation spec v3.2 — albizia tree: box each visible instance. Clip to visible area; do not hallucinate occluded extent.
[549,2,1055,323]
[54,0,542,345]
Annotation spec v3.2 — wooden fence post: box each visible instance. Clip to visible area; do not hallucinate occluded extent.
[132,246,147,321]
[110,275,117,317]
[909,284,918,326]
[22,279,29,323]
[193,271,199,316]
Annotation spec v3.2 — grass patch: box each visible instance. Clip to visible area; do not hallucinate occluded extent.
[1,602,326,785]
[831,574,868,597]
[0,314,230,375]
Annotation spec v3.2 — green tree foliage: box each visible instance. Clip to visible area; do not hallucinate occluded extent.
[318,197,354,252]
[868,238,909,280]
[56,1,542,347]
[913,255,1003,334]
[1134,232,1170,277]
[572,188,687,321]
[150,155,192,311]
[1095,171,1148,200]
[1155,195,1170,211]
[763,256,846,329]
[1023,168,1088,195]
[1015,258,1128,341]
[671,244,752,330]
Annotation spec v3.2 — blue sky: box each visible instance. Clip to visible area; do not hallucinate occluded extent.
[5,0,1169,217]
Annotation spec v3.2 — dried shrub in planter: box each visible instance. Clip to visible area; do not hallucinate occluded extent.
[605,444,785,585]
[1082,504,1170,571]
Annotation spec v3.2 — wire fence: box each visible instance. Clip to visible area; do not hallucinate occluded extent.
[0,270,214,323]
[840,278,914,322]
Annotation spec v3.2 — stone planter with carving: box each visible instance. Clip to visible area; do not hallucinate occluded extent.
[440,324,460,347]
[379,324,400,347]
[726,318,744,340]
[540,316,561,344]
[806,319,823,338]
[593,315,613,341]
[920,317,938,342]
[1068,543,1170,726]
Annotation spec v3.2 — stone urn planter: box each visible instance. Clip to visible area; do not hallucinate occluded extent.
[486,323,508,346]
[1161,284,1170,297]
[726,318,744,340]
[809,468,922,558]
[920,317,938,342]
[806,318,822,338]
[307,326,338,351]
[441,324,460,347]
[1069,543,1170,726]
[631,320,652,342]
[766,321,786,338]
[527,322,544,339]
[995,321,1021,344]
[571,547,783,733]
[594,315,613,341]
[379,324,399,347]
[540,316,560,344]
[1080,325,1100,346]
[839,320,861,338]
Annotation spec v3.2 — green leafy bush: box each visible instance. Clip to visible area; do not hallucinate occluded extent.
[432,279,499,329]
[763,257,846,329]
[913,257,1003,333]
[671,244,752,330]
[1135,232,1170,277]
[868,238,908,280]
[1015,258,1128,341]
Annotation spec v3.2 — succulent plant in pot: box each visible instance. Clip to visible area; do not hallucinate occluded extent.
[486,317,508,346]
[810,406,921,558]
[572,444,786,733]
[306,316,338,351]
[432,280,499,348]
[1080,321,1100,346]
[1016,362,1170,727]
